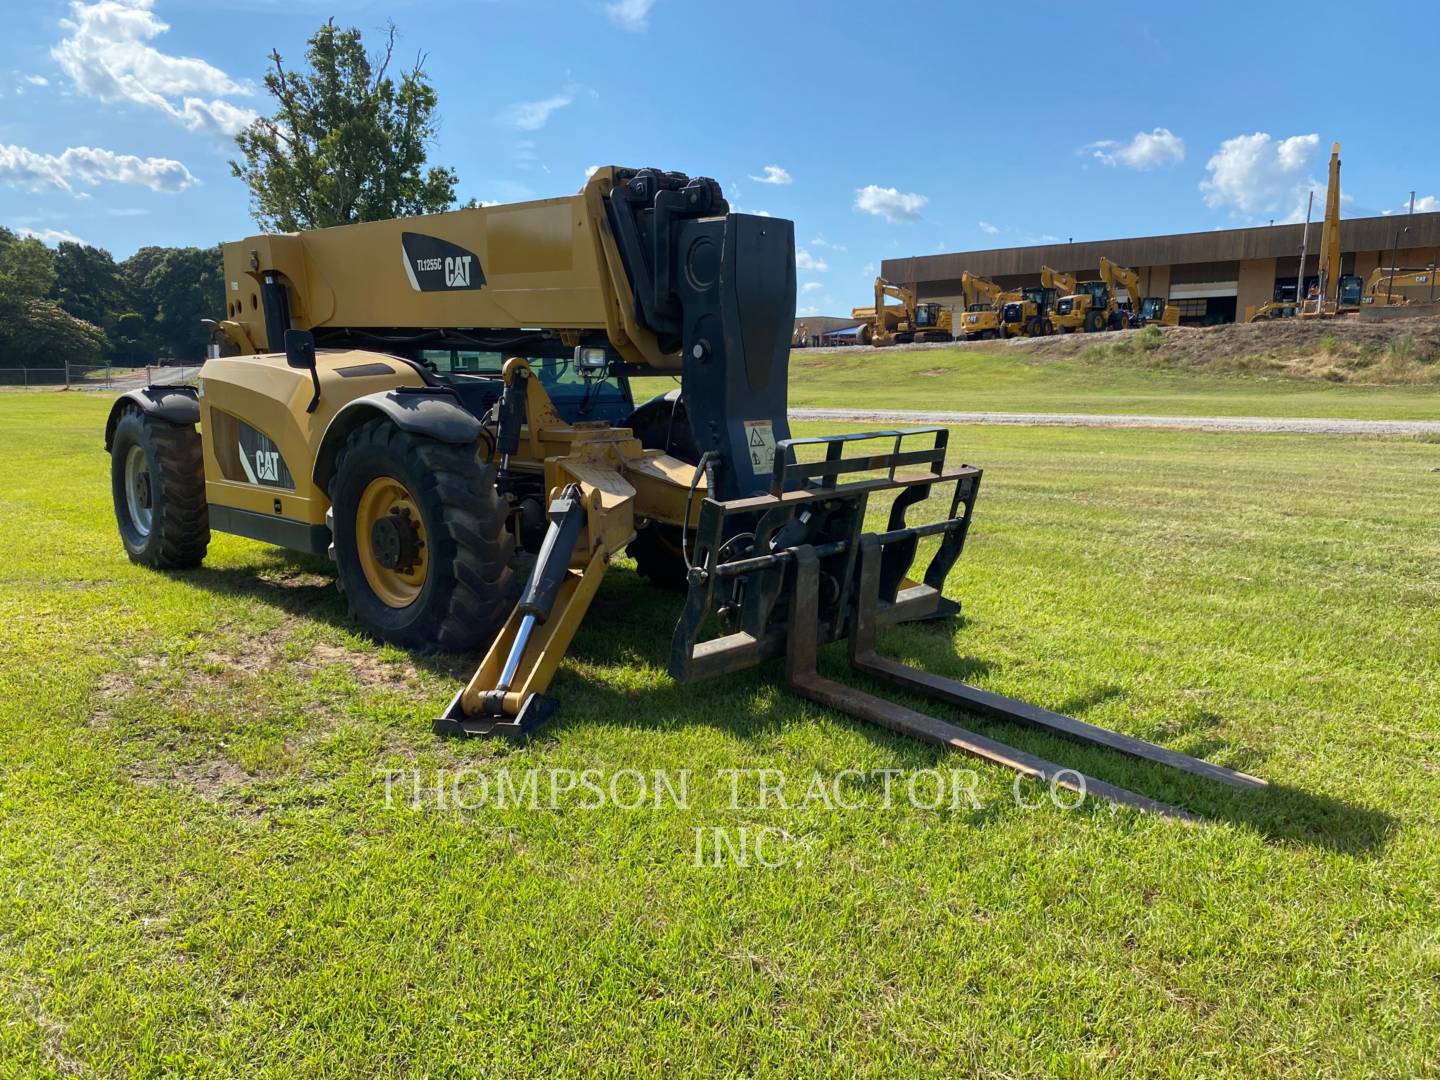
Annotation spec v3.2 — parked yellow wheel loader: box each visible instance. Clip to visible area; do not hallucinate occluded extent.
[999,267,1070,339]
[104,167,1263,817]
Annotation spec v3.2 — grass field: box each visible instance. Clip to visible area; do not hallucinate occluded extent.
[780,345,1440,419]
[2,393,1439,1075]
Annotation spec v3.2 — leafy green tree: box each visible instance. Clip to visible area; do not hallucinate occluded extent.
[0,228,58,303]
[231,20,458,231]
[51,241,125,328]
[0,298,108,370]
[117,245,223,362]
[143,246,225,360]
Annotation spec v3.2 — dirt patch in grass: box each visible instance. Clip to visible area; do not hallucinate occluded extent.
[128,755,262,816]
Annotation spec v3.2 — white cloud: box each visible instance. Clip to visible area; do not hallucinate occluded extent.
[23,74,49,87]
[977,220,999,235]
[801,281,823,293]
[584,165,601,179]
[795,248,828,272]
[855,184,927,223]
[0,142,197,193]
[14,225,85,245]
[749,164,791,185]
[1410,195,1438,213]
[51,0,256,135]
[810,234,846,251]
[1200,132,1321,220]
[862,262,875,275]
[500,93,572,131]
[605,0,656,31]
[1084,127,1185,169]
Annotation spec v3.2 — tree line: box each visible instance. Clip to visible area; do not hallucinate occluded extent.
[0,229,221,369]
[1,19,459,371]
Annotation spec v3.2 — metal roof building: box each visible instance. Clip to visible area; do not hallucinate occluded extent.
[882,212,1440,325]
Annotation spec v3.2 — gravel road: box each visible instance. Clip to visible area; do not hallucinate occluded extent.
[789,408,1440,436]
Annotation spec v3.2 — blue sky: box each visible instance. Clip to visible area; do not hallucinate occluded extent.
[2,0,1437,316]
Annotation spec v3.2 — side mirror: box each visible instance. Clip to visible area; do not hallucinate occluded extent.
[285,328,316,370]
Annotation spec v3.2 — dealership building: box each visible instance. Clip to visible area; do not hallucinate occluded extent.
[881,212,1440,326]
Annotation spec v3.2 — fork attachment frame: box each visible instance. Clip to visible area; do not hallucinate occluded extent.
[670,426,1266,820]
[670,427,979,683]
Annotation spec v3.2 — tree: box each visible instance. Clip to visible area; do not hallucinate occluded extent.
[231,20,457,231]
[120,245,224,362]
[0,298,108,369]
[0,230,109,370]
[0,228,58,303]
[52,241,125,328]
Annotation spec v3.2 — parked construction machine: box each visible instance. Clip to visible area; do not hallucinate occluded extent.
[1101,258,1149,329]
[1051,272,1116,334]
[1001,266,1071,339]
[852,277,954,346]
[956,271,1006,340]
[1140,296,1180,327]
[1360,266,1437,308]
[104,167,1262,818]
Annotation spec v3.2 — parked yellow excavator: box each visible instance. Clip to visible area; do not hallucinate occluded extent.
[956,270,1006,340]
[851,277,954,346]
[102,166,1262,817]
[1360,266,1438,308]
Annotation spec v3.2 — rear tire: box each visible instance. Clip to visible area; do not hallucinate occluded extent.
[110,407,209,569]
[329,419,516,652]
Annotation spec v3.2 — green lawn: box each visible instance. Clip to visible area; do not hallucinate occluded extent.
[777,346,1440,419]
[2,393,1438,1076]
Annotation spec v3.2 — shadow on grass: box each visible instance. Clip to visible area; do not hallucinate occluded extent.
[176,548,1396,857]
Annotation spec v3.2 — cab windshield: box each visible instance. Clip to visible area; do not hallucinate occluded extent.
[416,347,632,421]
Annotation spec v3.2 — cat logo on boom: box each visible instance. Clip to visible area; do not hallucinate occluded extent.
[400,231,486,293]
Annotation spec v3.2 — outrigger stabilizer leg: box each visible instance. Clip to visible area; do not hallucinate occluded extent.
[434,484,591,738]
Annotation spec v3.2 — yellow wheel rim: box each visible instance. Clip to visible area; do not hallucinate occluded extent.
[355,476,429,608]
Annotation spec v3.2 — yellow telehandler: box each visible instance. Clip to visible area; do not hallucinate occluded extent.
[103,166,1261,817]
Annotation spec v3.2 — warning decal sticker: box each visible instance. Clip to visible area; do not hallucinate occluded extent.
[743,420,777,474]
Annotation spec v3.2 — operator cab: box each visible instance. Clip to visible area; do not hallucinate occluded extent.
[914,302,942,328]
[411,346,635,427]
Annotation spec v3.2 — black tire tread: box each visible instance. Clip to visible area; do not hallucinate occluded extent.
[113,406,209,569]
[330,419,515,652]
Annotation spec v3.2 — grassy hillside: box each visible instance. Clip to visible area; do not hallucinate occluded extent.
[779,345,1440,419]
[2,394,1438,1074]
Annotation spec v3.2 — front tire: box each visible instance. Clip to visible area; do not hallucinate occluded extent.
[329,419,516,652]
[110,407,209,569]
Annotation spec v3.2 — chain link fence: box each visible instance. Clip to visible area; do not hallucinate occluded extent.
[0,363,203,391]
